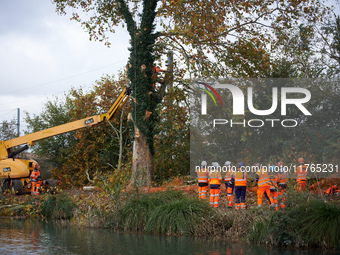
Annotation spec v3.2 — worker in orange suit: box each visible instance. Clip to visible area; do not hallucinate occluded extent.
[295,157,308,192]
[325,184,339,196]
[30,164,41,196]
[197,161,209,200]
[255,163,274,207]
[224,161,234,208]
[277,161,288,209]
[152,66,164,87]
[268,165,279,211]
[209,162,222,208]
[234,162,247,210]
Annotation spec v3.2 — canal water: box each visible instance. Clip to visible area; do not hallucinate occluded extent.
[0,218,335,255]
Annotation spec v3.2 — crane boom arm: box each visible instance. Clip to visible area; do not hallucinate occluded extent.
[0,87,130,159]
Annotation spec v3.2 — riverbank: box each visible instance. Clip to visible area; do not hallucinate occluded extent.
[1,183,339,251]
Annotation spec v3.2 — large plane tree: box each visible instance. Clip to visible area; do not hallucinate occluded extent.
[53,0,328,186]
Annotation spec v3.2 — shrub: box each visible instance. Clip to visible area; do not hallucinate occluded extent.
[41,193,75,219]
[94,162,132,197]
[118,189,214,235]
[247,197,340,249]
[290,199,340,248]
[119,194,159,231]
[248,211,297,247]
[145,196,212,235]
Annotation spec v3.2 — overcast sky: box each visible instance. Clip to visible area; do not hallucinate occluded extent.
[0,0,130,133]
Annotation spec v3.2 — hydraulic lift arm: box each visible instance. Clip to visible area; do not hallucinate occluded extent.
[0,87,131,160]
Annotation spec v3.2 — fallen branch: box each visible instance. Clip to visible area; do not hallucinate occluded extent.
[0,204,21,209]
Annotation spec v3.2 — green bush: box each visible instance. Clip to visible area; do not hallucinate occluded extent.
[146,197,212,235]
[290,199,340,248]
[41,193,75,219]
[118,189,214,235]
[248,211,296,247]
[247,197,340,249]
[119,194,159,231]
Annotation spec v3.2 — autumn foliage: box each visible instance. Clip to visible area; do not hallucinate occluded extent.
[51,75,132,187]
[153,87,189,182]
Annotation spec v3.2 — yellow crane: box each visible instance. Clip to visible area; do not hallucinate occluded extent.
[0,87,130,194]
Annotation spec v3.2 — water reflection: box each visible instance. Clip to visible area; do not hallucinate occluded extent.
[0,219,336,255]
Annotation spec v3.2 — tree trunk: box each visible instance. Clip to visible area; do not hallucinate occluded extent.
[130,123,153,187]
[118,0,159,187]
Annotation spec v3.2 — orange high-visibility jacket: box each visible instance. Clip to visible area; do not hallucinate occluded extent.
[234,170,247,186]
[209,170,222,185]
[295,164,308,181]
[256,169,271,187]
[30,170,40,182]
[277,172,288,184]
[325,185,339,195]
[197,168,209,183]
[224,167,234,182]
[269,173,278,187]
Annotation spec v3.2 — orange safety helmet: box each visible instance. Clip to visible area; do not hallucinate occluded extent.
[34,164,40,170]
[298,157,305,163]
[277,161,283,166]
[153,66,164,73]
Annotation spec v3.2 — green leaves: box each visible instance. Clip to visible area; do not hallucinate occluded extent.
[154,87,190,182]
[25,74,132,187]
[118,190,214,235]
[0,119,17,141]
[25,95,76,170]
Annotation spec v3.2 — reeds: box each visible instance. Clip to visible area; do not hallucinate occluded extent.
[118,189,215,235]
[145,197,211,235]
[247,195,340,249]
[41,193,75,219]
[291,199,340,248]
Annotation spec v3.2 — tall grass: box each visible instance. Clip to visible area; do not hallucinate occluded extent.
[290,199,340,248]
[118,189,216,235]
[248,210,296,247]
[41,193,75,219]
[145,197,211,235]
[247,196,340,249]
[119,194,160,231]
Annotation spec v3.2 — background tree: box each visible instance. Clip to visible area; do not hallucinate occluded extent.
[0,119,17,141]
[58,75,132,186]
[52,0,328,186]
[25,75,132,187]
[319,15,340,76]
[25,96,76,169]
[153,87,189,183]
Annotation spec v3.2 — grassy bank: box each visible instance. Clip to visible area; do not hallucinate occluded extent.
[118,190,233,236]
[248,193,340,249]
[1,188,339,250]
